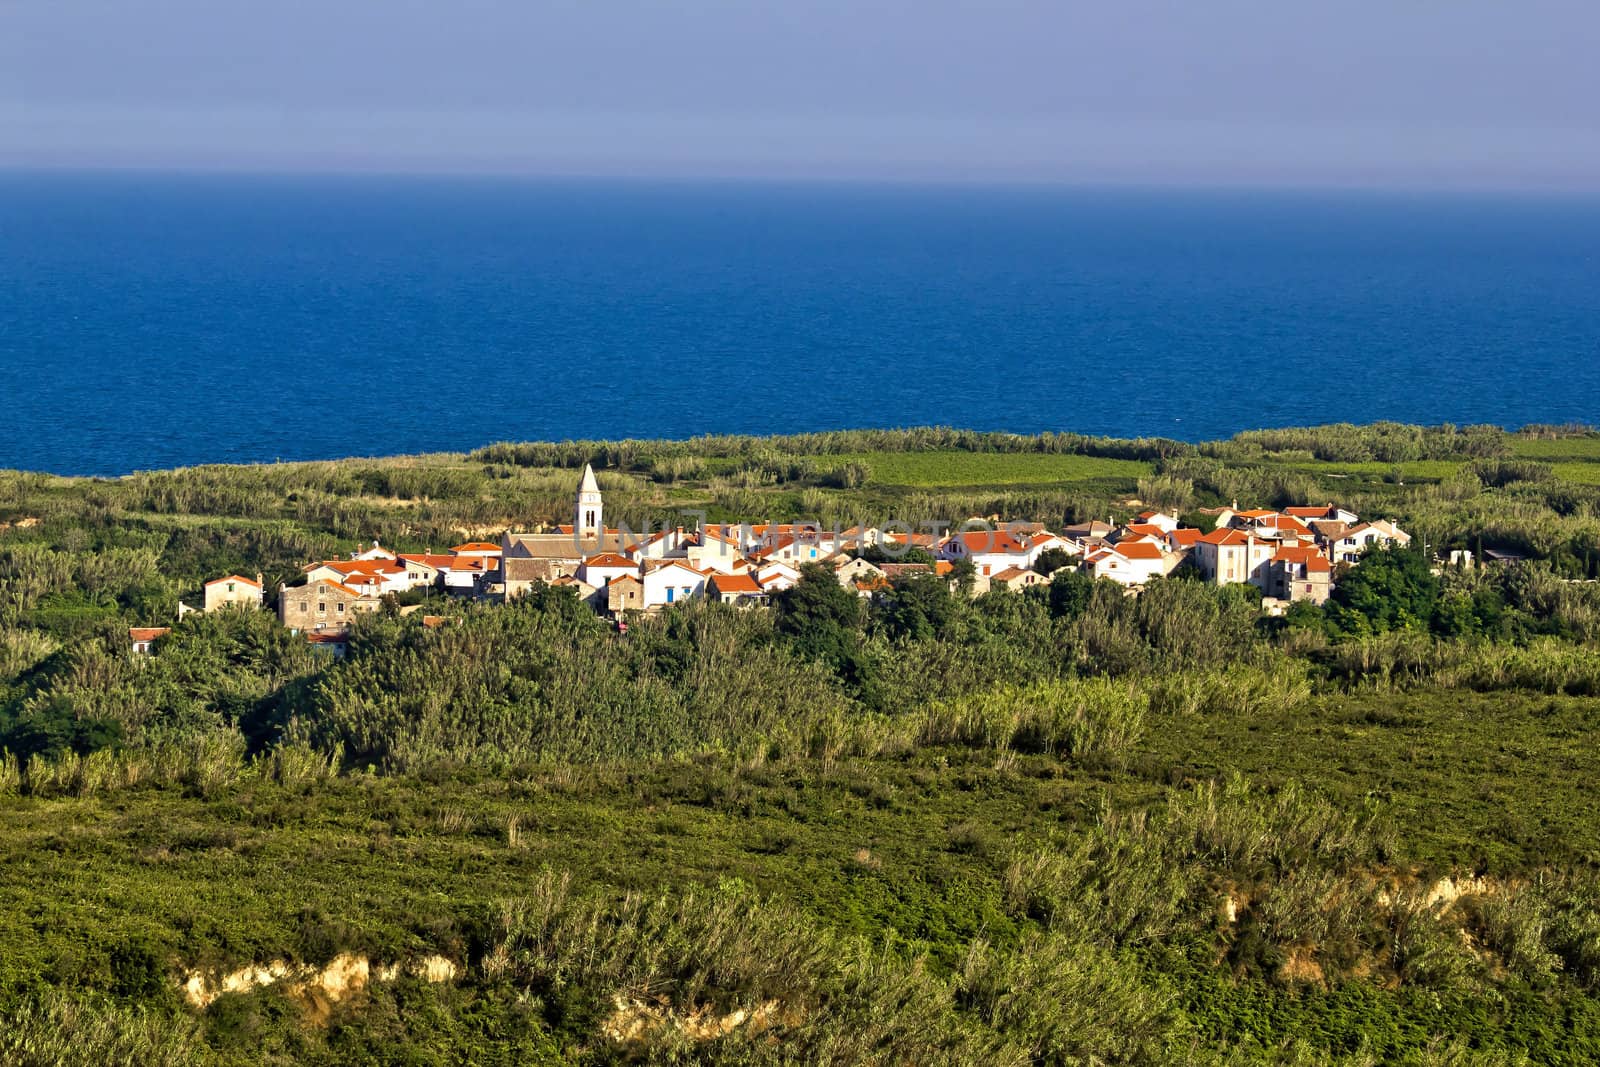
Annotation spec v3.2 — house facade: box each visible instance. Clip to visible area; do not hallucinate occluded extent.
[278,579,380,634]
[1193,529,1277,588]
[203,574,263,612]
[1265,546,1334,604]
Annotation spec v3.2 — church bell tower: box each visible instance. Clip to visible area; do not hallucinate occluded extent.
[576,464,603,538]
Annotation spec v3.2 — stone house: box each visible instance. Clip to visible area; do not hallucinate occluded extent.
[1265,546,1333,604]
[279,578,380,634]
[606,573,645,614]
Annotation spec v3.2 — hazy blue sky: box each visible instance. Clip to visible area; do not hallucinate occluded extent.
[3,0,1596,187]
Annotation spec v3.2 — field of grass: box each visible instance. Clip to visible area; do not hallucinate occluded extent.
[1510,436,1600,462]
[5,687,1600,1061]
[818,451,1153,488]
[1553,462,1600,485]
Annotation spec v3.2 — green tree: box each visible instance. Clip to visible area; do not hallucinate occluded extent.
[773,564,867,680]
[1325,545,1441,635]
[1033,547,1075,577]
[1046,570,1096,621]
[874,574,961,643]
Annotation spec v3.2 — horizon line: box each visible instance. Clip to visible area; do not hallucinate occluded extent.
[5,160,1600,199]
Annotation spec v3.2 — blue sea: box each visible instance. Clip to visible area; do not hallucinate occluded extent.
[3,171,1598,476]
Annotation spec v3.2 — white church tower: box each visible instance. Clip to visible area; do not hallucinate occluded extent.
[576,464,603,538]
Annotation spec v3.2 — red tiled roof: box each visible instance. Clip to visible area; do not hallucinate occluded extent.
[1273,545,1332,571]
[1198,528,1254,546]
[129,627,170,642]
[947,530,1031,555]
[451,542,502,553]
[314,560,404,578]
[205,574,261,589]
[307,578,376,598]
[583,552,636,569]
[711,573,763,595]
[398,554,455,570]
[1167,528,1202,547]
[643,559,701,576]
[1112,540,1165,560]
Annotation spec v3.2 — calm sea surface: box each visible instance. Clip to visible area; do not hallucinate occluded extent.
[2,172,1598,476]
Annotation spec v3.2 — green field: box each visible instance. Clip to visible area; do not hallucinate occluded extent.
[1510,436,1600,462]
[819,451,1153,488]
[5,685,1600,1062]
[1553,462,1600,485]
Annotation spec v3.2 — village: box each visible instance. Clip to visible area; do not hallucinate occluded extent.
[130,465,1416,655]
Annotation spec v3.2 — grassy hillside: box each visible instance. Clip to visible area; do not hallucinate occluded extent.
[3,421,1600,1064]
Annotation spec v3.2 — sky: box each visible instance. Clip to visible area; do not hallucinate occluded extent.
[3,0,1598,188]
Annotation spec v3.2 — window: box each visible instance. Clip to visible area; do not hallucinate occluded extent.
[299,602,308,613]
[337,603,345,614]
[226,583,234,593]
[666,587,674,603]
[318,602,326,613]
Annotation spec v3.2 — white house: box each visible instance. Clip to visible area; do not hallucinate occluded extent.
[686,529,747,573]
[937,528,1037,577]
[1134,510,1180,534]
[1026,533,1081,569]
[708,572,769,606]
[443,555,495,593]
[641,560,709,608]
[1083,539,1169,586]
[397,554,452,588]
[1333,520,1412,563]
[578,552,640,590]
[1193,528,1278,588]
[1165,528,1203,554]
[203,574,264,612]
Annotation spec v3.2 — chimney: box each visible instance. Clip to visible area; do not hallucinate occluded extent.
[256,573,264,588]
